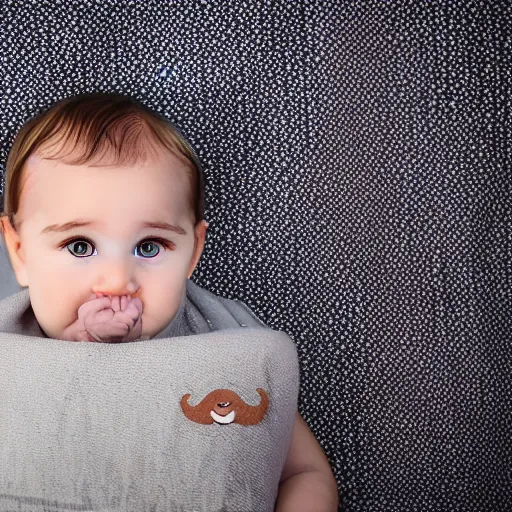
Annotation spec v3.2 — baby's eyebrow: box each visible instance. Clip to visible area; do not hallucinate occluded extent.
[41,220,187,236]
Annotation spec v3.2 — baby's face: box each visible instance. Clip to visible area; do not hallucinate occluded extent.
[4,145,207,340]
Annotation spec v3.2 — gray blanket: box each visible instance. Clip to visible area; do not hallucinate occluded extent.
[0,280,300,512]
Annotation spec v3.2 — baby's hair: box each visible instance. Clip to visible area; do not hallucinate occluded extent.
[0,91,205,233]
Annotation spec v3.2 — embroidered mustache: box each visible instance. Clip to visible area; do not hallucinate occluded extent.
[180,388,269,425]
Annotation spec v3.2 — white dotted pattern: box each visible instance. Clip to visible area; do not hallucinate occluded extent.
[1,2,510,510]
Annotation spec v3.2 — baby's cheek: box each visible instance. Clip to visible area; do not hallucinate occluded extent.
[29,274,107,339]
[31,293,74,338]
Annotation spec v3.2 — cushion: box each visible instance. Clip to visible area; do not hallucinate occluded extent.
[0,287,299,511]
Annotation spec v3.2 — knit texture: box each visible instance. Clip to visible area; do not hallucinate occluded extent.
[0,281,299,512]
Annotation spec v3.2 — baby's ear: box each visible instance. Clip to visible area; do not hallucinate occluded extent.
[187,220,209,279]
[0,214,9,235]
[0,215,29,287]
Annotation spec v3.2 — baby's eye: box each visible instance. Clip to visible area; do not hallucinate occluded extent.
[66,239,96,258]
[136,240,163,258]
[63,238,171,259]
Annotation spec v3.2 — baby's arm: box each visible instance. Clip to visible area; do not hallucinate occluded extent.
[275,412,339,511]
[61,294,143,343]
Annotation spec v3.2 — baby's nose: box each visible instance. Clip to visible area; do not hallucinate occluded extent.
[94,260,139,296]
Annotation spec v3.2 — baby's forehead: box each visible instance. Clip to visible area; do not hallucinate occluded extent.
[20,145,192,212]
[20,148,191,211]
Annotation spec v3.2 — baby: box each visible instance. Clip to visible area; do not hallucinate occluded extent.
[0,92,338,510]
[1,93,208,344]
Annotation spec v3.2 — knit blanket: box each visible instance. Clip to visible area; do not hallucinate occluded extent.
[0,281,299,512]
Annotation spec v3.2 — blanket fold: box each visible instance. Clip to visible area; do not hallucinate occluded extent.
[0,281,299,512]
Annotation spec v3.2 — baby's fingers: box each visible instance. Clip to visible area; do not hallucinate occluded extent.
[89,322,130,343]
[77,296,112,319]
[126,297,143,316]
[111,295,133,312]
[116,295,141,313]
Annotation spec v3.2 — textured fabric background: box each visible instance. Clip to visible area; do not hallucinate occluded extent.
[0,1,510,511]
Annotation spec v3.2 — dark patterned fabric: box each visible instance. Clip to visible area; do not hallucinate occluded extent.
[0,2,510,510]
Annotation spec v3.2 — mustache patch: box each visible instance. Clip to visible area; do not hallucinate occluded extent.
[180,388,269,425]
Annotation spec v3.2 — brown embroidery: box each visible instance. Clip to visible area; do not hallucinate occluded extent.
[180,388,269,425]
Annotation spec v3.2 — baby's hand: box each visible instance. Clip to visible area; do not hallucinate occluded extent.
[62,294,143,343]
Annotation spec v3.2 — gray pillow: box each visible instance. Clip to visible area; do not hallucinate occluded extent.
[0,284,300,511]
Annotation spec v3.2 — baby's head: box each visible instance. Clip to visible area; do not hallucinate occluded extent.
[0,91,209,341]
